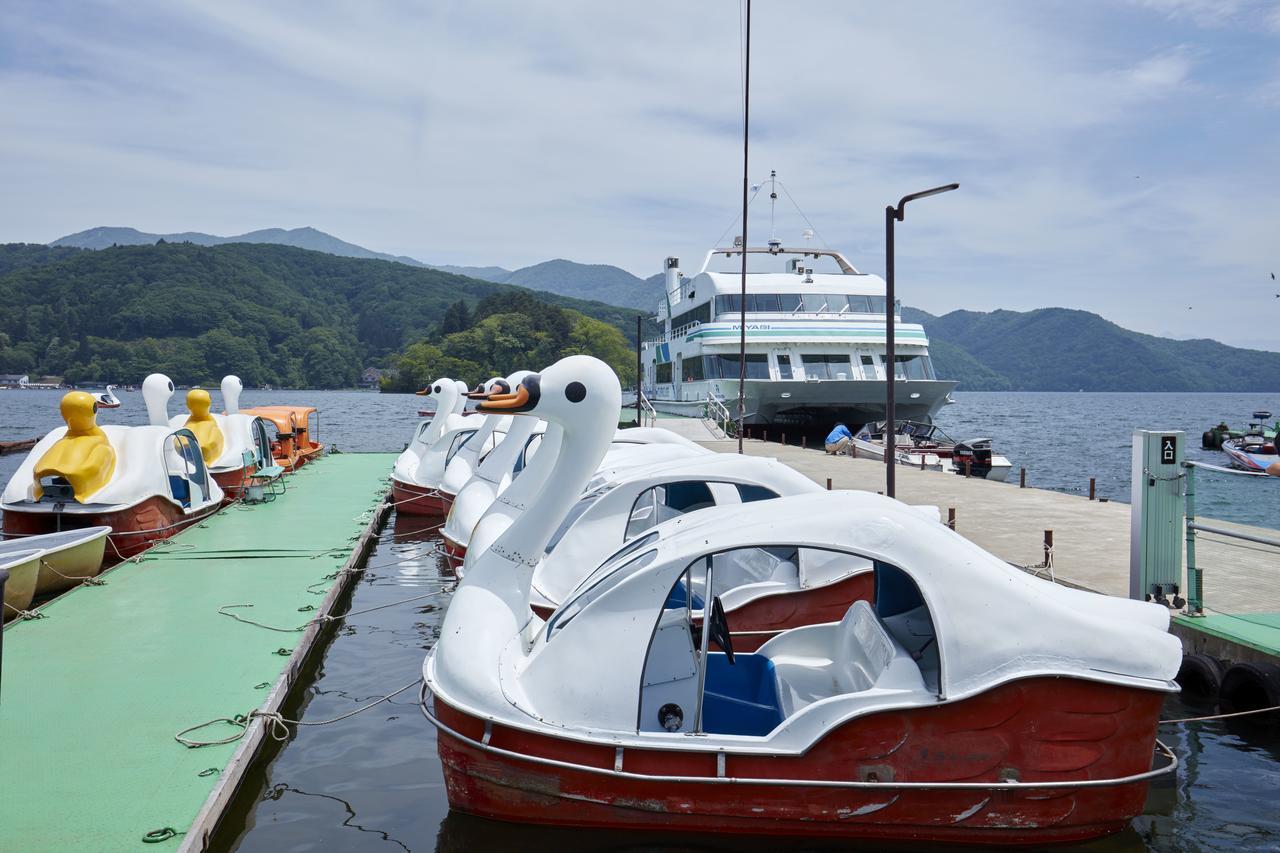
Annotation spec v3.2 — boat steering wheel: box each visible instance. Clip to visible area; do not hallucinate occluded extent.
[709,595,735,665]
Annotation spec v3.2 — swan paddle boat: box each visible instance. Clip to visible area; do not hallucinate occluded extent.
[452,414,712,571]
[166,376,272,501]
[94,385,121,409]
[437,377,514,515]
[392,378,475,515]
[525,452,879,650]
[1,381,223,563]
[240,404,324,472]
[422,356,1180,846]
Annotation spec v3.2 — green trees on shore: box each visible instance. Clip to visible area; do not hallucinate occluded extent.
[382,292,635,391]
[0,242,639,389]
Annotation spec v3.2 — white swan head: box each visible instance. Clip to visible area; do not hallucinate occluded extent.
[477,355,621,428]
[466,376,511,401]
[142,373,175,426]
[418,376,460,417]
[220,375,243,414]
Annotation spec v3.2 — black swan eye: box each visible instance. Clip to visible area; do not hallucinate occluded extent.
[565,381,586,403]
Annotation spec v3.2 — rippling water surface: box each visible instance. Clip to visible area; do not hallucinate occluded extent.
[2,388,1278,851]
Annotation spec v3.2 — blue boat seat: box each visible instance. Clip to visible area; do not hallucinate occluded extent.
[168,475,190,507]
[701,652,784,736]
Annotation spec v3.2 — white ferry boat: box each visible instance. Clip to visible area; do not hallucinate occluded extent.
[640,241,956,434]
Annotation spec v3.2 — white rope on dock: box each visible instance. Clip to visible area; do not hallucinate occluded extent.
[217,588,453,632]
[174,677,424,748]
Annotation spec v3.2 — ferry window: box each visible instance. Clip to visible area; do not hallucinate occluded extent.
[802,353,853,380]
[894,354,930,380]
[825,294,849,313]
[747,293,781,312]
[656,362,672,384]
[626,481,716,539]
[546,548,659,640]
[846,295,872,313]
[671,301,710,331]
[683,357,705,383]
[859,354,878,380]
[714,294,742,315]
[867,296,887,314]
[801,293,828,312]
[778,293,802,312]
[706,353,767,380]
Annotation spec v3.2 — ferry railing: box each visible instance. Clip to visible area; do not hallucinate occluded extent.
[704,392,738,439]
[638,390,657,428]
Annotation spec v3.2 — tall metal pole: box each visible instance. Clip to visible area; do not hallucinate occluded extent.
[736,0,751,455]
[884,206,896,498]
[635,314,642,426]
[883,182,958,500]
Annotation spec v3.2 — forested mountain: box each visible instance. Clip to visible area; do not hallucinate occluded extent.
[0,242,640,389]
[53,225,664,309]
[51,226,429,267]
[905,306,1280,391]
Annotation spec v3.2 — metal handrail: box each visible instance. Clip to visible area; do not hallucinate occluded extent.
[419,683,1177,791]
[637,391,657,428]
[704,392,737,439]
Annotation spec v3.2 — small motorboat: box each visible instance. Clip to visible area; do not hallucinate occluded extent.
[853,420,1012,481]
[168,376,274,501]
[240,405,325,472]
[94,385,121,409]
[392,378,472,515]
[421,356,1181,846]
[1,383,223,564]
[1222,415,1280,474]
[1,526,111,597]
[1,548,43,622]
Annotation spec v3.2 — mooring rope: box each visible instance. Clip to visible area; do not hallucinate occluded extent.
[217,589,452,632]
[38,557,106,587]
[1161,703,1280,725]
[174,678,424,748]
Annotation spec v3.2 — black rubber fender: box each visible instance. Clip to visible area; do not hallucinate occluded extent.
[1175,653,1226,698]
[1219,662,1280,714]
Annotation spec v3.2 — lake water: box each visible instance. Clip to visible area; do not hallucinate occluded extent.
[3,388,1279,851]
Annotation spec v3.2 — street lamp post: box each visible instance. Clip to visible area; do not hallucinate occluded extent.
[884,183,958,499]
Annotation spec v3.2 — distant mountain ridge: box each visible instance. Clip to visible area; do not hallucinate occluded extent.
[51,225,663,310]
[903,306,1280,392]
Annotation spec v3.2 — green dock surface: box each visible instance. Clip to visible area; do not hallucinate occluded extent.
[0,453,394,852]
[1174,612,1280,658]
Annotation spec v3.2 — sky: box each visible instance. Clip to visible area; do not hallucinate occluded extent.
[2,0,1279,348]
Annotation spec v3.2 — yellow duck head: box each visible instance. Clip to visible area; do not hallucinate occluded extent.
[184,388,225,467]
[33,391,116,502]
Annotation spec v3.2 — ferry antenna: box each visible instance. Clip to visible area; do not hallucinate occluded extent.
[737,0,751,454]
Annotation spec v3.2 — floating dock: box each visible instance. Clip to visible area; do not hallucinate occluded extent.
[671,427,1280,664]
[0,453,395,852]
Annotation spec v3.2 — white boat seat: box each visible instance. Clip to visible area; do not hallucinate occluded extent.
[765,600,928,718]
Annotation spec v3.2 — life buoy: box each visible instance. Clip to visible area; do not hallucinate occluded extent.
[1175,653,1225,698]
[1219,662,1280,714]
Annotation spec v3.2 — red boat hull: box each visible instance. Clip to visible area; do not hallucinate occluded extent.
[392,479,449,516]
[440,534,466,570]
[440,491,456,516]
[3,496,220,566]
[212,465,255,502]
[433,676,1165,846]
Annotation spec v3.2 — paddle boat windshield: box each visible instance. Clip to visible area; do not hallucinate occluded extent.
[240,406,324,472]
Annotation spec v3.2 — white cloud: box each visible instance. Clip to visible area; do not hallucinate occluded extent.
[1,0,1278,348]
